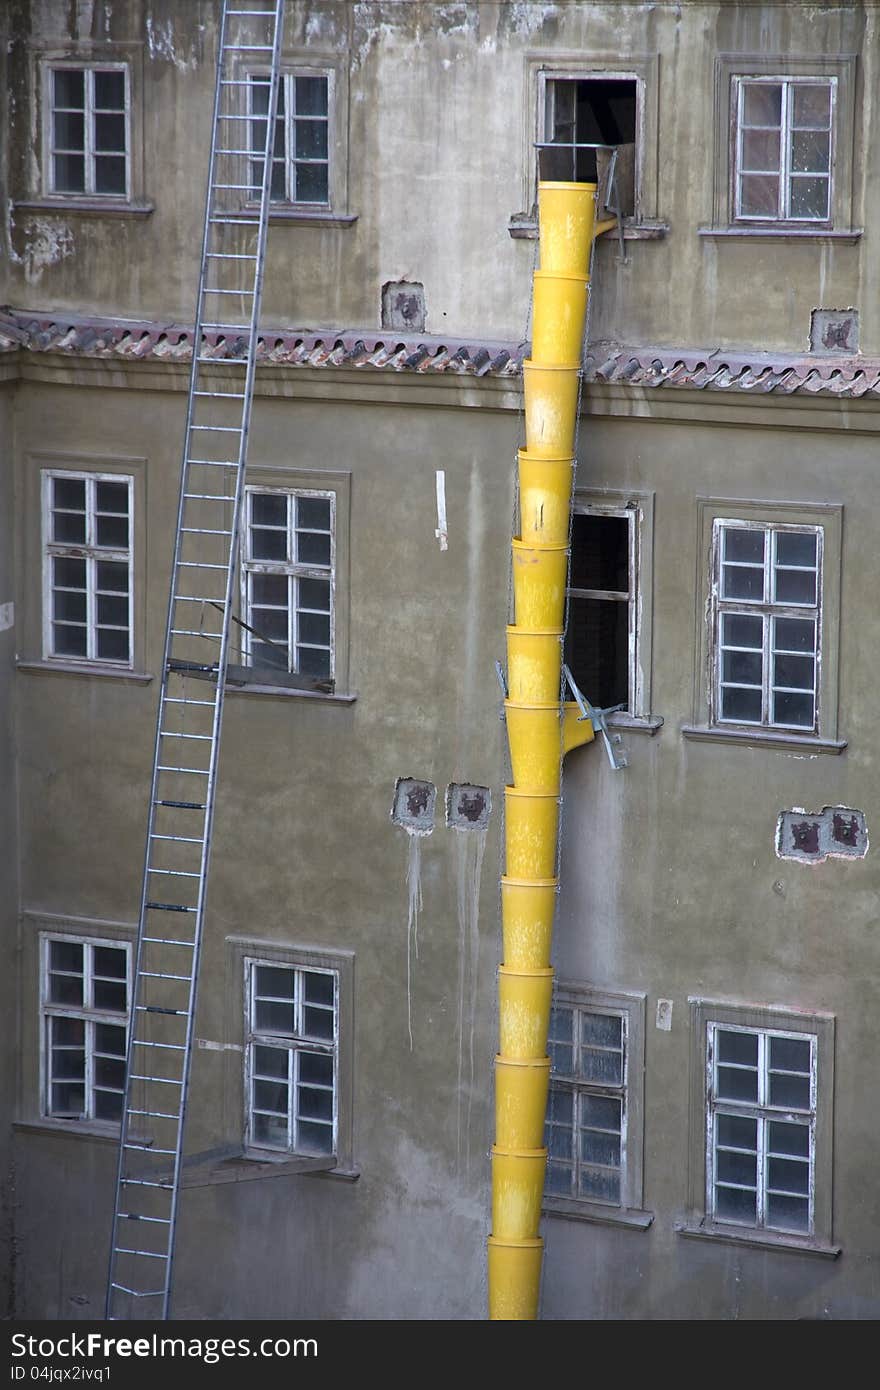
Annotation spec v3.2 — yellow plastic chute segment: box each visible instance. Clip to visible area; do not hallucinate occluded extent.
[517,451,574,544]
[494,1055,551,1149]
[537,179,598,275]
[562,701,595,756]
[491,1147,548,1240]
[506,626,564,703]
[498,965,554,1059]
[501,876,557,968]
[487,1237,543,1321]
[511,539,568,629]
[504,786,560,879]
[531,270,589,366]
[522,359,581,457]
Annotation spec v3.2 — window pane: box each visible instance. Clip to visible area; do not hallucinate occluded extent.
[52,1083,85,1115]
[300,1051,333,1087]
[742,83,782,126]
[54,590,87,623]
[53,557,86,590]
[52,1017,84,1046]
[580,1012,622,1048]
[720,686,762,723]
[717,1113,757,1152]
[721,563,764,601]
[95,1022,125,1055]
[299,577,330,611]
[250,528,287,561]
[774,568,816,605]
[254,1079,288,1114]
[293,161,329,203]
[251,493,287,526]
[722,649,763,684]
[790,130,830,175]
[579,1169,620,1203]
[767,1193,809,1232]
[95,113,126,153]
[546,1160,572,1194]
[580,1127,620,1168]
[53,625,88,657]
[97,560,128,592]
[768,1156,809,1196]
[254,1113,287,1148]
[580,1094,620,1133]
[254,1045,288,1078]
[251,573,288,606]
[770,1036,811,1073]
[95,156,126,195]
[295,76,328,116]
[297,497,332,531]
[297,531,332,566]
[570,514,629,592]
[774,653,814,692]
[717,1146,757,1187]
[250,78,270,116]
[303,1005,334,1041]
[252,642,288,672]
[298,1084,333,1121]
[53,510,87,544]
[775,530,817,569]
[96,480,129,514]
[297,645,331,678]
[298,1120,333,1154]
[741,129,780,172]
[303,971,334,1006]
[768,1119,809,1158]
[94,1090,123,1121]
[722,612,763,649]
[52,1046,85,1080]
[546,1087,573,1129]
[94,946,126,979]
[54,153,85,191]
[251,607,288,642]
[298,611,331,647]
[739,174,780,218]
[94,70,125,109]
[51,940,83,973]
[563,595,628,710]
[772,690,814,728]
[789,177,829,220]
[255,1000,296,1034]
[96,594,128,627]
[724,529,764,564]
[54,111,85,150]
[95,1055,125,1090]
[718,1029,758,1066]
[792,83,831,129]
[294,120,328,161]
[94,979,126,1012]
[715,1184,757,1224]
[256,965,295,999]
[774,617,814,654]
[54,70,85,108]
[96,514,129,548]
[96,629,129,662]
[768,1071,811,1110]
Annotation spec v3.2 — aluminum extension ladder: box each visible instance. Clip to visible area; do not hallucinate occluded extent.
[105,0,285,1320]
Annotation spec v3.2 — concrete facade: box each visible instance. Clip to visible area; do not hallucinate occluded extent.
[2,0,880,1319]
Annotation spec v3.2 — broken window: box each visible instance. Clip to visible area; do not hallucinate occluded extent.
[240,486,334,684]
[46,65,129,198]
[42,470,133,666]
[249,72,331,205]
[245,959,338,1157]
[41,935,130,1123]
[707,1023,816,1235]
[541,76,637,215]
[713,520,822,732]
[733,78,834,224]
[564,508,635,712]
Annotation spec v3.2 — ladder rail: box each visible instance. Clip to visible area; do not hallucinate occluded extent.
[106,0,286,1321]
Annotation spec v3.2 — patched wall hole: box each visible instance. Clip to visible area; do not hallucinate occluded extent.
[446,784,492,831]
[810,308,858,355]
[391,777,436,833]
[777,806,868,863]
[381,281,426,333]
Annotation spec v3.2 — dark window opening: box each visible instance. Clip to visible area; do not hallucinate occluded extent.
[564,512,632,710]
[542,78,637,213]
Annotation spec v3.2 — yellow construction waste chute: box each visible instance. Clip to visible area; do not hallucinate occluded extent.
[489,179,602,1320]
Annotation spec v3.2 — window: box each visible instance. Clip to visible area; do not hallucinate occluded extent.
[40,935,129,1124]
[685,999,836,1254]
[708,1024,815,1234]
[713,520,821,732]
[249,72,331,205]
[41,470,133,665]
[543,986,649,1225]
[541,75,637,213]
[565,507,635,712]
[245,959,338,1157]
[240,486,334,683]
[734,78,834,224]
[46,65,129,198]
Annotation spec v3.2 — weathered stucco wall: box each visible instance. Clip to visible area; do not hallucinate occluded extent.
[0,384,19,1319]
[3,1,880,352]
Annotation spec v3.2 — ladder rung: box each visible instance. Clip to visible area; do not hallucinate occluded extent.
[219,79,264,85]
[142,938,194,948]
[156,766,210,775]
[180,525,234,534]
[113,1247,170,1259]
[176,561,229,571]
[182,493,237,502]
[159,731,212,741]
[123,1143,177,1154]
[221,43,275,50]
[169,629,220,639]
[227,8,278,14]
[205,251,257,258]
[132,1041,186,1051]
[136,1006,188,1017]
[154,799,205,810]
[130,1077,184,1087]
[211,183,257,191]
[202,286,256,295]
[145,901,197,912]
[205,216,259,224]
[110,1282,166,1295]
[147,868,202,879]
[186,457,239,466]
[162,695,216,706]
[166,657,219,671]
[199,322,252,332]
[190,424,243,433]
[150,833,204,843]
[192,391,246,399]
[120,1212,172,1223]
[138,971,193,982]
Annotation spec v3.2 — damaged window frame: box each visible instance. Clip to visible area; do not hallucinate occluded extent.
[732,76,836,227]
[40,468,134,669]
[566,502,637,716]
[543,985,651,1230]
[236,484,336,692]
[246,67,335,211]
[684,999,836,1256]
[539,70,641,215]
[711,519,823,735]
[42,61,131,202]
[39,932,131,1127]
[243,956,339,1161]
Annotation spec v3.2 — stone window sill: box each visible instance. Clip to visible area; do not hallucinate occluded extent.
[17,659,152,685]
[698,225,862,245]
[543,1197,654,1230]
[14,198,154,219]
[677,1219,840,1259]
[181,1148,359,1188]
[682,724,846,755]
[13,1118,119,1144]
[240,205,357,228]
[225,680,357,704]
[607,713,664,737]
[509,216,668,242]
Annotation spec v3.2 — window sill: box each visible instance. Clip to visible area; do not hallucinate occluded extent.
[698,225,862,245]
[508,216,668,242]
[14,198,154,219]
[13,1118,120,1144]
[239,205,358,228]
[677,1219,840,1259]
[543,1197,654,1230]
[607,713,664,737]
[681,724,846,755]
[17,659,152,684]
[181,1149,358,1188]
[225,680,357,704]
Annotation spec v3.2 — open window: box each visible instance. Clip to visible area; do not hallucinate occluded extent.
[540,75,639,216]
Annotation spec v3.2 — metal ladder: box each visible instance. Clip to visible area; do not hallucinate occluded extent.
[105,0,285,1320]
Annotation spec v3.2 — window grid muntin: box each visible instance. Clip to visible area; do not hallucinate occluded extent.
[565,505,637,714]
[715,520,821,732]
[734,76,834,224]
[242,486,335,678]
[40,934,130,1123]
[708,1022,815,1235]
[546,1003,628,1206]
[42,470,133,666]
[249,70,331,206]
[246,959,338,1157]
[48,64,130,199]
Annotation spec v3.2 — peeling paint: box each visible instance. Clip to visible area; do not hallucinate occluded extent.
[145,14,201,72]
[5,203,75,284]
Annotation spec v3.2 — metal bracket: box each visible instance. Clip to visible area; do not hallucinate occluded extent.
[562,664,628,771]
[603,147,627,265]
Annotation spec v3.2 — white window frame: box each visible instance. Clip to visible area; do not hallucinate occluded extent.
[707,1022,816,1236]
[43,61,131,200]
[247,68,334,208]
[543,985,649,1227]
[712,518,822,734]
[39,932,131,1125]
[41,469,134,668]
[240,484,335,682]
[566,502,639,715]
[733,76,835,226]
[244,956,339,1158]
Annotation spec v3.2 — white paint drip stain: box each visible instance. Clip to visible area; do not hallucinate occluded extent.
[403,826,431,1051]
[453,825,487,1170]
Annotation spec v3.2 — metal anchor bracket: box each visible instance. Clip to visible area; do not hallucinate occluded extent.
[562,664,628,771]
